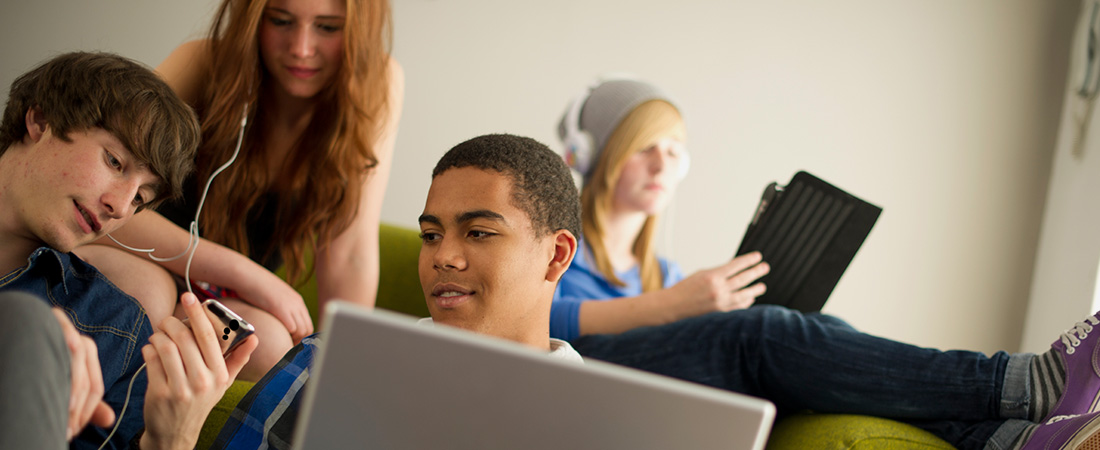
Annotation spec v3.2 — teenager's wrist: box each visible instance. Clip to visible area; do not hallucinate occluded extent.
[640,288,683,325]
[139,427,198,450]
[218,252,272,297]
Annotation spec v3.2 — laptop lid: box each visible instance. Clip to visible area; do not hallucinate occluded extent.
[291,301,776,450]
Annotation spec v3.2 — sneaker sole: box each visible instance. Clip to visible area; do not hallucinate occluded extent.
[1063,415,1100,450]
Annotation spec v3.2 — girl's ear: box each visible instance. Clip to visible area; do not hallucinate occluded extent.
[24,107,48,143]
[546,229,578,283]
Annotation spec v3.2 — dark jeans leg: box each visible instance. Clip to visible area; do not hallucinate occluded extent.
[905,420,1008,450]
[0,290,70,450]
[571,305,1010,447]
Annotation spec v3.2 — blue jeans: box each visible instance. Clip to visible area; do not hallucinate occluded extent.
[0,247,153,450]
[571,305,1030,450]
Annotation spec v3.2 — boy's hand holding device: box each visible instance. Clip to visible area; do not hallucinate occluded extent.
[139,292,258,450]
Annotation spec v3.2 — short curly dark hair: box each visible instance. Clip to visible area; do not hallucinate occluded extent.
[0,52,199,208]
[433,134,580,240]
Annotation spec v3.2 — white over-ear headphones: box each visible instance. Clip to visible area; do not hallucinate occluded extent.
[562,86,597,176]
[560,77,691,181]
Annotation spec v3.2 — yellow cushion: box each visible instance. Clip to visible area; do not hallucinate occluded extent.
[766,413,955,450]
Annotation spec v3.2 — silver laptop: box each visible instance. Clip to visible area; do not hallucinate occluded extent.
[291,301,776,450]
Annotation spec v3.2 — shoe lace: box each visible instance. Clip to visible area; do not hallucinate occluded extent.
[1062,315,1100,355]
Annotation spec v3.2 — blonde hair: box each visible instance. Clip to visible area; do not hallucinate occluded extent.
[193,0,393,284]
[580,100,684,292]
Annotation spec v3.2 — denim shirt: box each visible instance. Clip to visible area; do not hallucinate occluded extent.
[0,247,152,450]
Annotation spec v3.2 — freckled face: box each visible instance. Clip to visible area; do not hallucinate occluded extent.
[418,167,557,343]
[259,0,346,100]
[3,127,158,252]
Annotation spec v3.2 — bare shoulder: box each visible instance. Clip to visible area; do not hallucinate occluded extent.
[386,58,405,85]
[156,39,214,105]
[383,57,405,106]
[383,57,404,121]
[365,57,403,145]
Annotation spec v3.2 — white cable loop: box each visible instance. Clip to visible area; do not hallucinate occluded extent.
[105,104,248,294]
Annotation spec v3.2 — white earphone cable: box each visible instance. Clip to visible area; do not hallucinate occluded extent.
[96,104,248,448]
[105,105,248,289]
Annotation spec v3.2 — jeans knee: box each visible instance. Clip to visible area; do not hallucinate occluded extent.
[729,305,823,341]
[752,304,804,326]
[703,306,800,344]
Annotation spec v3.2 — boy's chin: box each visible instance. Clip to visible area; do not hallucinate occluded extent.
[42,234,78,253]
[430,313,477,332]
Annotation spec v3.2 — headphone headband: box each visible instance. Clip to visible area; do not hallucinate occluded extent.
[558,77,690,181]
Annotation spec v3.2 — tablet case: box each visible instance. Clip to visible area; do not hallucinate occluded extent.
[736,171,881,313]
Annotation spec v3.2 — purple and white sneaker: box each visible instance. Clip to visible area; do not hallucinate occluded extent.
[1046,312,1100,418]
[1021,411,1100,450]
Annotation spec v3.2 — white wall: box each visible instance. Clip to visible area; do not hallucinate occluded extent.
[1,1,218,87]
[1,0,1078,354]
[1021,1,1100,352]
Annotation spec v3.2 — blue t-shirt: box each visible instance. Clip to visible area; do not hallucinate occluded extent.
[0,247,153,450]
[551,240,683,341]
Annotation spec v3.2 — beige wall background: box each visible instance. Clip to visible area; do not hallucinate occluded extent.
[2,0,1084,355]
[1021,1,1100,353]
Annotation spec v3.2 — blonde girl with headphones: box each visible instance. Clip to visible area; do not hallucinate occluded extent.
[551,78,769,342]
[550,79,1100,450]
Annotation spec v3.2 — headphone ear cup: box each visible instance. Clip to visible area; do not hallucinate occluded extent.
[565,130,596,175]
[677,150,691,180]
[562,88,597,176]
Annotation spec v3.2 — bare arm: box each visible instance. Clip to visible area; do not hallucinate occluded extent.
[577,252,770,336]
[99,212,312,340]
[155,39,210,105]
[315,59,405,312]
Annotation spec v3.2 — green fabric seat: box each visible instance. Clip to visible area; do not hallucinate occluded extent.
[196,223,955,450]
[767,413,954,450]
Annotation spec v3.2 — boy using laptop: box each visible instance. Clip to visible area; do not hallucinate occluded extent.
[414,133,583,360]
[212,133,584,448]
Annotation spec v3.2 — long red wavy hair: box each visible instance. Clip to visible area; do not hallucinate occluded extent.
[193,0,393,284]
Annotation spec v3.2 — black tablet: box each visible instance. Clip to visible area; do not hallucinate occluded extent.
[736,171,881,313]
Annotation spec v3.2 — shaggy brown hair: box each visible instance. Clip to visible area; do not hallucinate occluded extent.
[1,52,199,208]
